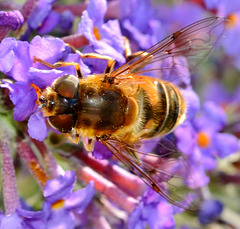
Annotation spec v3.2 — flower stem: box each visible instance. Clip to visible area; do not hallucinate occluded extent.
[77,166,138,213]
[17,140,49,189]
[0,137,20,214]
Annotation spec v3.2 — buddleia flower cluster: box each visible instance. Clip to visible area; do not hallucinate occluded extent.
[0,0,239,228]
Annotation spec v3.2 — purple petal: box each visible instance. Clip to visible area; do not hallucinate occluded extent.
[0,38,16,73]
[44,171,76,203]
[78,10,96,43]
[46,209,75,229]
[181,89,200,121]
[0,213,24,229]
[140,138,160,155]
[92,141,112,160]
[145,201,175,229]
[94,41,125,63]
[9,40,32,81]
[16,208,47,229]
[194,102,226,131]
[175,123,197,156]
[129,192,175,229]
[122,0,157,32]
[215,133,240,158]
[78,0,125,64]
[38,10,60,35]
[199,199,223,225]
[218,0,240,15]
[27,111,48,141]
[200,150,217,170]
[203,0,221,9]
[120,0,159,47]
[59,10,74,31]
[122,19,153,49]
[29,67,64,89]
[100,20,125,53]
[87,0,106,24]
[158,2,205,30]
[6,82,38,121]
[202,80,231,104]
[222,28,240,57]
[65,181,95,213]
[128,202,144,229]
[0,10,24,30]
[185,162,209,188]
[28,0,53,29]
[30,36,66,65]
[81,46,109,74]
[63,53,91,77]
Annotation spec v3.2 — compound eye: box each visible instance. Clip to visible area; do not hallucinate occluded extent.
[52,75,79,98]
[49,114,76,133]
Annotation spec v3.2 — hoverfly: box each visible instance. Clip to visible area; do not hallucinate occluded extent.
[35,17,227,210]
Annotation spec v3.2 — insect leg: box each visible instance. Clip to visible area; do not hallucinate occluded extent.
[66,43,116,83]
[123,36,132,58]
[64,133,80,144]
[123,37,152,72]
[123,36,143,60]
[33,56,83,79]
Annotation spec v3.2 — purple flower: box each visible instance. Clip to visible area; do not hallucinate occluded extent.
[0,170,95,229]
[157,1,206,33]
[0,213,25,229]
[202,79,240,106]
[0,200,47,229]
[203,0,222,10]
[0,10,24,31]
[4,81,38,121]
[0,36,90,141]
[203,0,240,70]
[0,10,24,41]
[120,0,162,50]
[198,199,223,225]
[204,0,240,13]
[43,170,95,228]
[0,1,239,227]
[129,189,175,229]
[59,10,74,31]
[15,209,46,229]
[27,0,56,32]
[175,101,239,188]
[181,88,200,121]
[78,0,125,64]
[0,38,17,74]
[28,111,48,140]
[26,0,74,35]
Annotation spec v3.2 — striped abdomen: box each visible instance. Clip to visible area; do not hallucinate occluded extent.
[130,77,186,140]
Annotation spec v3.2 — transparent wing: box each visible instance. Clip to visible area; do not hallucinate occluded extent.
[111,17,227,81]
[101,138,200,211]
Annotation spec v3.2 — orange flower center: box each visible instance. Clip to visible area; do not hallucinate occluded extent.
[93,27,101,40]
[227,13,239,28]
[51,199,65,210]
[197,131,210,148]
